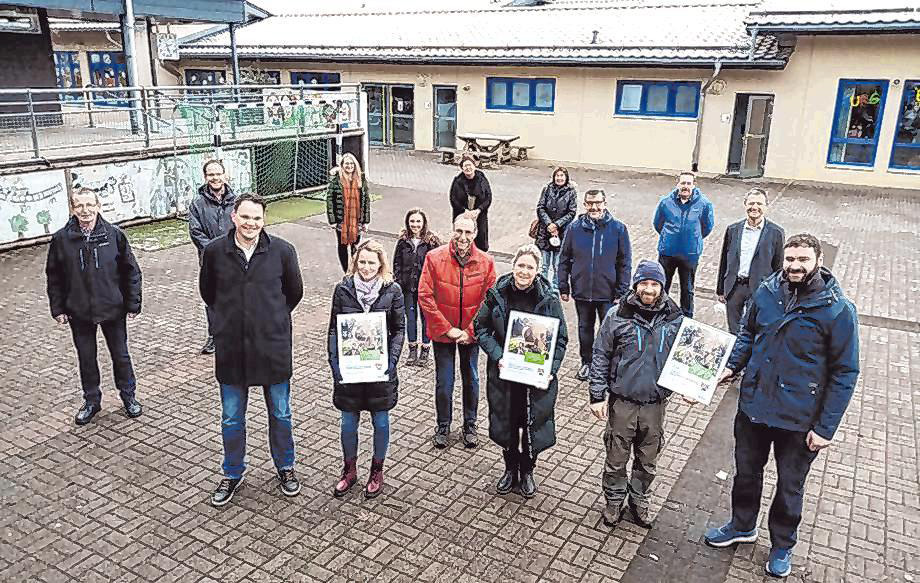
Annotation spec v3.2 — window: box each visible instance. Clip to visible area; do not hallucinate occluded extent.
[291,72,341,90]
[53,51,82,101]
[88,51,127,106]
[889,80,920,170]
[240,69,280,85]
[615,81,701,118]
[486,78,555,112]
[827,79,889,167]
[184,69,227,86]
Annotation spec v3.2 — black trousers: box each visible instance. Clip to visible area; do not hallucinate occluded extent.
[69,316,137,406]
[335,232,361,273]
[658,254,697,317]
[502,384,536,474]
[574,299,614,365]
[730,410,819,550]
[725,279,752,334]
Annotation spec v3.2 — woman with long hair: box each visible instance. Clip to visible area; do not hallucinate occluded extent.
[393,208,441,366]
[327,239,405,499]
[326,153,370,272]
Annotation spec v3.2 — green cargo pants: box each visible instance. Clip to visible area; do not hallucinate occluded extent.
[602,397,667,510]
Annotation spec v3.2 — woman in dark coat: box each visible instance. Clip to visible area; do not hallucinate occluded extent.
[392,208,441,367]
[535,166,577,293]
[326,152,370,272]
[449,153,492,252]
[474,244,568,498]
[327,239,405,499]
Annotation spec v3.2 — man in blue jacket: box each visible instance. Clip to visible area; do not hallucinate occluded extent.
[652,171,714,317]
[558,189,632,381]
[705,234,860,578]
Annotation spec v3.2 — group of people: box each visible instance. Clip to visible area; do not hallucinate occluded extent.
[44,152,859,579]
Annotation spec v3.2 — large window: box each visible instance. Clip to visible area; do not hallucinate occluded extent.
[53,51,82,101]
[88,51,127,106]
[615,81,700,118]
[486,77,555,112]
[184,69,227,86]
[291,72,341,90]
[889,80,920,170]
[827,79,889,167]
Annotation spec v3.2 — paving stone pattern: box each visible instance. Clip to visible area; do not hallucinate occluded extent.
[0,151,917,582]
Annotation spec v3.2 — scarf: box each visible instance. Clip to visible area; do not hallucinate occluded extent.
[354,275,382,312]
[340,172,361,245]
[451,240,471,267]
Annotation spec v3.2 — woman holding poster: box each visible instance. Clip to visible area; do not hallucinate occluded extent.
[474,244,567,499]
[327,240,405,499]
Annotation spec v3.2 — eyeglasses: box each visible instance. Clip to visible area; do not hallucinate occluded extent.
[584,200,605,208]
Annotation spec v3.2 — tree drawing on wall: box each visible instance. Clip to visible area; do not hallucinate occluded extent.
[9,212,29,239]
[36,209,51,234]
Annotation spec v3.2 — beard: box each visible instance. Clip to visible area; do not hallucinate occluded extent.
[783,265,818,286]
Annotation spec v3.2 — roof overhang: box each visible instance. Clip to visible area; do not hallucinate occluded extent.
[6,0,248,24]
[749,23,920,34]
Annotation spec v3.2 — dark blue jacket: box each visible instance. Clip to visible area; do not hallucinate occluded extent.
[653,188,715,261]
[727,269,860,439]
[557,211,632,302]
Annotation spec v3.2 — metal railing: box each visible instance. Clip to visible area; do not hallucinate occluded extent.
[0,83,364,162]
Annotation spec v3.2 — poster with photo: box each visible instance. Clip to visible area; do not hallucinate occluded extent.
[657,318,736,405]
[499,310,561,390]
[336,312,388,384]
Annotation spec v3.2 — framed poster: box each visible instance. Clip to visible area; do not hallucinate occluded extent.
[499,310,560,390]
[657,318,736,405]
[336,312,388,384]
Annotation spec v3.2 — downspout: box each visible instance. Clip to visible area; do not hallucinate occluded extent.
[691,60,722,173]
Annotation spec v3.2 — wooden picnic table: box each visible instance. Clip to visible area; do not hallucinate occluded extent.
[456,132,520,166]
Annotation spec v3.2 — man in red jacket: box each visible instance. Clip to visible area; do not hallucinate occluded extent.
[419,213,496,449]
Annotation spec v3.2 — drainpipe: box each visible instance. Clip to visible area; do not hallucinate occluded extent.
[691,60,722,173]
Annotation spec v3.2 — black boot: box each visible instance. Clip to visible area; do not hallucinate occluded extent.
[519,471,537,498]
[406,344,418,366]
[417,345,431,366]
[602,497,626,528]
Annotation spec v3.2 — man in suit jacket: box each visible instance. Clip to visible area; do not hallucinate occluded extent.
[716,188,785,333]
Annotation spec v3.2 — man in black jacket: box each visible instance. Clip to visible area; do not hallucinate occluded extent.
[588,260,683,529]
[46,188,144,425]
[188,159,236,354]
[199,193,304,507]
[716,188,785,333]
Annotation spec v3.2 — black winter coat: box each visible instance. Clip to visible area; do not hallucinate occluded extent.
[188,184,236,258]
[588,292,683,404]
[199,229,304,387]
[46,216,142,324]
[535,182,577,251]
[474,273,568,456]
[392,234,440,295]
[327,277,406,412]
[449,170,492,252]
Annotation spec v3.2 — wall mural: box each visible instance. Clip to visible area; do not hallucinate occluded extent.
[0,148,253,246]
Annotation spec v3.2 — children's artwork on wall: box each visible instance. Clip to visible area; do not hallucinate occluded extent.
[70,159,159,223]
[0,170,69,243]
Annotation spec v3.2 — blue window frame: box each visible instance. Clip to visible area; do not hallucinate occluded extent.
[614,81,701,118]
[88,51,128,107]
[291,72,341,90]
[53,51,82,101]
[889,80,920,170]
[827,79,889,167]
[486,77,555,112]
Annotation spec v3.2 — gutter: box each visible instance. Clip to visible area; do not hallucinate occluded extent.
[691,60,722,173]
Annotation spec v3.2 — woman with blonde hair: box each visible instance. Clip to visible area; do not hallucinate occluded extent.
[474,244,568,499]
[326,152,370,272]
[327,239,405,499]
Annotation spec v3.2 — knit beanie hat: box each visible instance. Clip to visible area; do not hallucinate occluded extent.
[632,259,666,289]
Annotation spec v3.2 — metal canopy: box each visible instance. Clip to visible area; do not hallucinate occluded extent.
[5,0,247,23]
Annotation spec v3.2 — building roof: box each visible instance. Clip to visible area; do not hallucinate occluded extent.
[49,18,120,32]
[179,0,792,68]
[747,1,920,32]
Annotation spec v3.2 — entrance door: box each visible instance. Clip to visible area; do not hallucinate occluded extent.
[433,85,457,149]
[727,94,773,177]
[362,83,415,147]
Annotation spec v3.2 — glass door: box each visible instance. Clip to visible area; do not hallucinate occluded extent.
[390,85,414,147]
[363,84,385,145]
[433,85,457,149]
[740,96,773,178]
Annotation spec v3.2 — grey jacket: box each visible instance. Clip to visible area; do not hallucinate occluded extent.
[589,292,683,404]
[188,184,237,257]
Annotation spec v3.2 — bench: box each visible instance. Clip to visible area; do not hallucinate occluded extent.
[512,145,534,161]
[438,147,457,164]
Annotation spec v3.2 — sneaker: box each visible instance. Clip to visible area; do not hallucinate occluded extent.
[405,345,418,366]
[200,336,215,355]
[627,496,654,528]
[703,522,759,547]
[74,402,101,426]
[123,399,143,419]
[765,547,793,578]
[211,477,243,507]
[278,469,301,497]
[462,426,478,448]
[418,345,431,366]
[575,363,590,381]
[432,427,449,449]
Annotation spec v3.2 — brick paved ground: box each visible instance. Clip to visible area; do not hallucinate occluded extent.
[0,150,917,582]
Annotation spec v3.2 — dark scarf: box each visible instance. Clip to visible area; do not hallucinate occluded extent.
[451,240,472,267]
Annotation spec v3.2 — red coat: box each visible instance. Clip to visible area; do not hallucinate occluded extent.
[418,243,496,344]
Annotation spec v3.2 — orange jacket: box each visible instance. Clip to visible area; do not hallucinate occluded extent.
[418,243,496,343]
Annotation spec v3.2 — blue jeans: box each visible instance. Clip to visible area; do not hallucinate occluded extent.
[541,249,560,294]
[219,381,295,480]
[340,410,390,460]
[658,254,698,317]
[403,290,429,345]
[433,341,480,430]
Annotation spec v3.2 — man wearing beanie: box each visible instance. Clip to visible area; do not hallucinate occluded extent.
[588,259,683,529]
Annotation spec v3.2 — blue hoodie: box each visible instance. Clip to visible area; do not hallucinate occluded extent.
[653,188,714,261]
